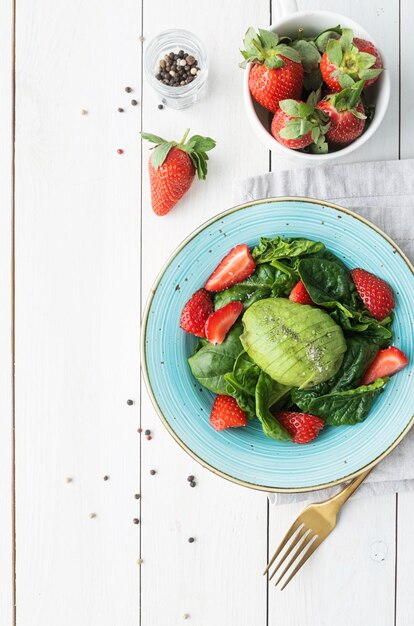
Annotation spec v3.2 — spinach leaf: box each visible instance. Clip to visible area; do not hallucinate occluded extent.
[331,309,393,348]
[298,257,359,310]
[214,264,293,310]
[188,323,243,394]
[224,351,260,419]
[253,236,325,265]
[255,372,291,441]
[292,336,379,407]
[294,378,387,426]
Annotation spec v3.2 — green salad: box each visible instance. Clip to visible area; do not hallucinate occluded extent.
[180,235,407,444]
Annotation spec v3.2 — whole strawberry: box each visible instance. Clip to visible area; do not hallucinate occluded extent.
[351,268,395,321]
[141,129,216,216]
[320,28,383,92]
[274,411,324,444]
[271,90,330,153]
[240,27,303,113]
[316,80,366,146]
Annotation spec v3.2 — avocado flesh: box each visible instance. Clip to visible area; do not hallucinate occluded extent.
[240,298,346,389]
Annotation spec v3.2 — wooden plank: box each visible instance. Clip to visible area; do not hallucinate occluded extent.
[268,2,399,623]
[0,0,15,623]
[271,0,400,170]
[140,1,270,625]
[14,1,141,624]
[394,3,414,624]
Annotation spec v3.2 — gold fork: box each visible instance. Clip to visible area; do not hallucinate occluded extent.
[264,468,371,590]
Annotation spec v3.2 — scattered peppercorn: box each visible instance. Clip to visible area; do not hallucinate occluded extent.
[187,475,195,482]
[137,558,144,565]
[118,107,124,112]
[138,35,145,43]
[158,104,164,110]
[131,99,138,106]
[155,50,200,87]
[133,518,140,525]
[125,86,132,93]
[103,475,109,481]
[182,614,190,620]
[117,148,124,154]
[150,469,156,475]
[188,537,195,543]
[137,428,142,433]
[144,429,151,436]
[89,513,97,519]
[80,109,88,115]
[127,399,133,405]
[134,494,140,499]
[65,477,73,483]
[146,435,152,441]
[189,481,196,488]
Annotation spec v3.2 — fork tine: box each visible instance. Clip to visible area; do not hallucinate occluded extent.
[268,526,309,582]
[274,531,315,587]
[263,519,303,576]
[279,536,322,590]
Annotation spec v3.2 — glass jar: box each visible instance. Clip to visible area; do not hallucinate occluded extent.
[145,29,208,110]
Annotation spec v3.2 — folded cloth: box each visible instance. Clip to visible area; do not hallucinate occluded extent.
[232,159,414,504]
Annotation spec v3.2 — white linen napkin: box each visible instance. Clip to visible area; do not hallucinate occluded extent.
[232,159,414,504]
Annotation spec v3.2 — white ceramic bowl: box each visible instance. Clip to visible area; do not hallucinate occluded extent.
[243,9,390,161]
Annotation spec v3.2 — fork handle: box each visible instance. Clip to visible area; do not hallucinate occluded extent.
[325,468,372,511]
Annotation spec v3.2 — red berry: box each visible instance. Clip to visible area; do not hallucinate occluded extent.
[117,148,124,154]
[320,36,383,93]
[210,395,247,431]
[351,268,395,321]
[289,280,313,305]
[271,105,314,150]
[248,59,304,113]
[361,347,408,385]
[205,244,255,292]
[180,288,214,337]
[274,411,324,444]
[316,98,365,146]
[149,147,195,216]
[205,301,243,345]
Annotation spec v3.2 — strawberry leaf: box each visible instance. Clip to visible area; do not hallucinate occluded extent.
[258,28,279,49]
[358,51,377,69]
[185,135,216,152]
[279,99,300,117]
[326,38,343,67]
[297,102,314,118]
[150,142,174,169]
[359,67,383,80]
[291,39,321,72]
[279,121,303,140]
[141,132,168,145]
[299,119,313,136]
[309,135,329,154]
[338,73,355,89]
[339,28,354,50]
[264,56,285,69]
[303,68,323,91]
[242,27,259,56]
[274,44,301,63]
[314,28,341,53]
[311,126,321,143]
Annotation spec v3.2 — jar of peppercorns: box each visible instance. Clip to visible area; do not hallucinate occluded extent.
[145,29,208,109]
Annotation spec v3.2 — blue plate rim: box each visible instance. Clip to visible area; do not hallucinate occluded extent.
[141,196,414,493]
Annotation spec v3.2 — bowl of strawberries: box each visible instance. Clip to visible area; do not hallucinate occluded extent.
[241,11,390,160]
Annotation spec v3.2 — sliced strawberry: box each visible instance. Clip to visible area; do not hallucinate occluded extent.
[180,288,213,337]
[210,395,248,431]
[289,280,313,305]
[274,411,324,444]
[361,347,408,385]
[205,244,255,292]
[205,301,243,345]
[351,268,395,321]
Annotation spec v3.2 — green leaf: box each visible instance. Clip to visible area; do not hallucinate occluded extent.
[331,309,393,348]
[303,68,323,91]
[279,99,300,117]
[264,55,285,69]
[253,236,325,264]
[314,28,341,53]
[359,68,383,80]
[213,264,294,310]
[326,38,343,67]
[298,257,360,310]
[258,28,279,49]
[274,44,301,63]
[150,142,174,169]
[279,121,303,140]
[311,126,321,143]
[358,51,377,69]
[188,324,243,394]
[224,352,260,419]
[297,102,314,118]
[141,132,168,145]
[186,135,216,152]
[309,137,329,154]
[255,372,291,441]
[338,73,355,88]
[291,39,321,72]
[242,27,260,56]
[306,89,320,109]
[293,378,387,426]
[339,28,354,50]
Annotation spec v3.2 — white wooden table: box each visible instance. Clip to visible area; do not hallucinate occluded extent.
[1,0,413,624]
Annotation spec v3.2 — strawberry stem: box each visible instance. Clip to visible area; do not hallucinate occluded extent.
[180,128,190,145]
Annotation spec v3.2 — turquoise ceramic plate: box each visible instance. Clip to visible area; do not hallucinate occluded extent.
[142,198,414,492]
